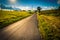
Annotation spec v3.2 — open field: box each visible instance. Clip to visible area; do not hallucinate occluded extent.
[0,10,32,29]
[0,14,42,40]
[38,11,60,40]
[0,9,60,40]
[40,10,60,16]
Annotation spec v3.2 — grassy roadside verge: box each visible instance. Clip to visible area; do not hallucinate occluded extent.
[37,14,60,40]
[0,10,32,29]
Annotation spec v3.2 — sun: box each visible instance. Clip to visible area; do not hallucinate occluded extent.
[9,0,16,4]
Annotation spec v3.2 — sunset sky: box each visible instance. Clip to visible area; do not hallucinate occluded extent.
[0,0,60,10]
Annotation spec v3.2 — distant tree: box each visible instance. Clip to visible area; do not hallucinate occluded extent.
[22,10,26,11]
[28,10,33,14]
[37,7,41,13]
[58,6,60,16]
[34,10,37,13]
[58,6,60,10]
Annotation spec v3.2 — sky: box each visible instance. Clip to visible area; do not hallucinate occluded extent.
[0,0,60,10]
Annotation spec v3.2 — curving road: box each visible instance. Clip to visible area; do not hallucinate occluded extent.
[0,14,42,40]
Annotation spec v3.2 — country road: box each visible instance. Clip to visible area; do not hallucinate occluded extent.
[0,14,42,40]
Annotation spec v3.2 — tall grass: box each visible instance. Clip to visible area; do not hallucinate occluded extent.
[37,14,60,40]
[0,10,32,29]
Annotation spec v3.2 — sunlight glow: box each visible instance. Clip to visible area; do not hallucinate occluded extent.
[9,0,16,4]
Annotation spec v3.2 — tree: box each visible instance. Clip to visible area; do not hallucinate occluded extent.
[28,10,33,14]
[37,7,41,13]
[58,6,60,10]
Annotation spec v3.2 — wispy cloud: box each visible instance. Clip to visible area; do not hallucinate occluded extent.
[11,5,36,10]
[57,0,60,4]
[42,6,56,10]
[11,5,56,10]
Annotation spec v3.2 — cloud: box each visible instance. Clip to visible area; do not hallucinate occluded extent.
[0,4,21,10]
[0,4,13,9]
[42,6,56,10]
[13,6,33,10]
[0,4,32,10]
[57,0,60,4]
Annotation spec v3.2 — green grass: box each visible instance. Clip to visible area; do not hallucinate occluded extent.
[0,9,60,40]
[0,10,32,29]
[37,14,60,40]
[40,10,60,16]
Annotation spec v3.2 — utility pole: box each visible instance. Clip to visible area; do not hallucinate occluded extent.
[32,5,33,11]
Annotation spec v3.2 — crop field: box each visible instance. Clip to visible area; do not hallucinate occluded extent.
[37,12,60,40]
[0,9,60,40]
[0,10,32,29]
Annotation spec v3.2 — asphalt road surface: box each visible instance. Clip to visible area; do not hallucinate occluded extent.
[0,14,42,40]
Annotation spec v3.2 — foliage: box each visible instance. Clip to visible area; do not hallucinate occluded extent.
[0,10,32,29]
[38,14,60,40]
[58,6,60,10]
[40,10,60,16]
[37,7,41,13]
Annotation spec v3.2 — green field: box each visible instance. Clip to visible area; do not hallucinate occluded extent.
[37,10,60,40]
[0,10,32,28]
[0,9,60,40]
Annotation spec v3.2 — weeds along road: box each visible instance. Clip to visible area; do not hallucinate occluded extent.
[0,14,42,40]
